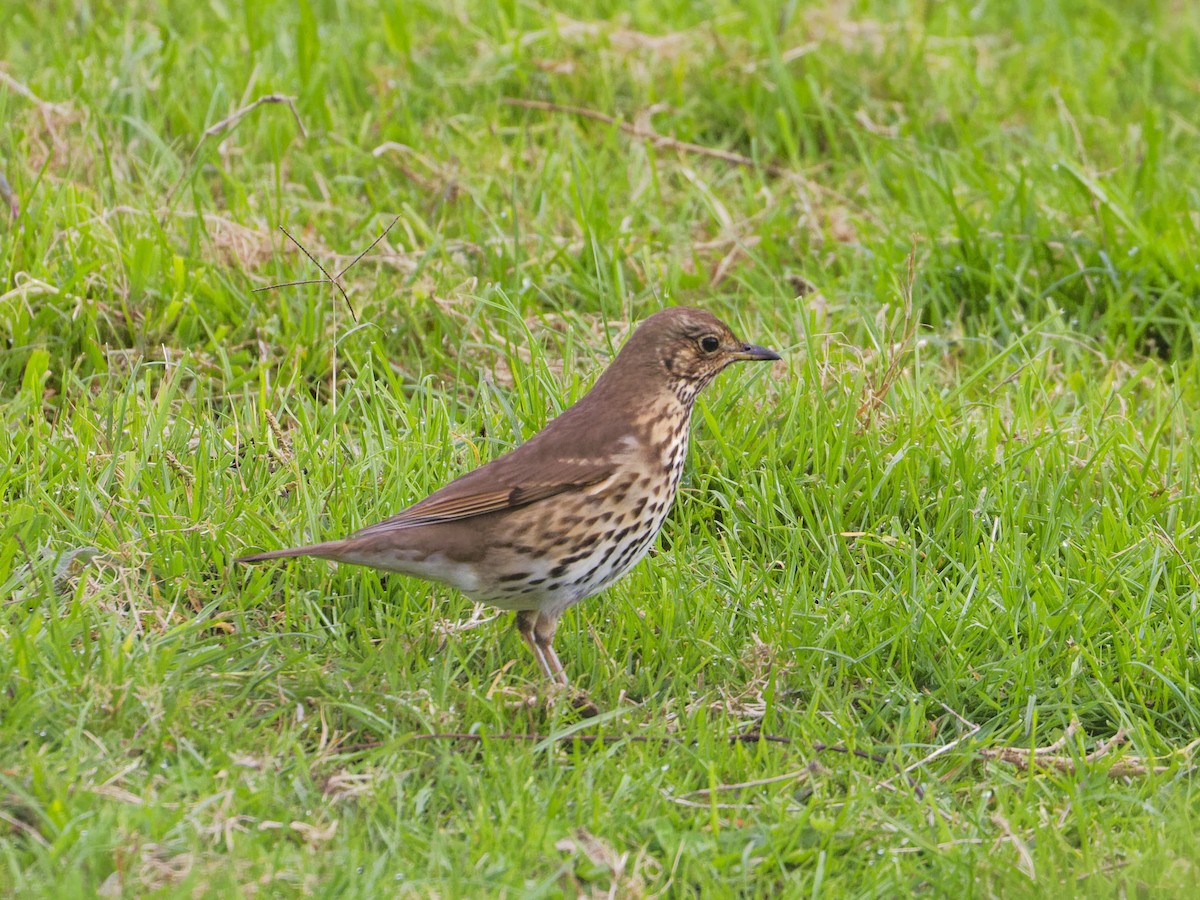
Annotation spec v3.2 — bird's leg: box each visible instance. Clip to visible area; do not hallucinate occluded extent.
[516,610,556,682]
[542,645,570,686]
[517,611,598,716]
[535,612,600,718]
[531,612,569,686]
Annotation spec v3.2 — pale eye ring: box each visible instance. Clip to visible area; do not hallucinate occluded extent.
[699,335,720,353]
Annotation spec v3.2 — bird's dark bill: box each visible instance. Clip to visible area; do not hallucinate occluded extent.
[733,343,781,362]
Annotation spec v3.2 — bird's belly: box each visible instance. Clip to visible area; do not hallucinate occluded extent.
[340,547,486,596]
[465,477,677,614]
[557,519,663,600]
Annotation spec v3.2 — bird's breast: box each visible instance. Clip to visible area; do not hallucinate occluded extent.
[637,404,693,478]
[460,418,693,613]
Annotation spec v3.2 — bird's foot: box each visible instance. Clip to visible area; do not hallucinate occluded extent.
[567,688,601,719]
[545,683,601,718]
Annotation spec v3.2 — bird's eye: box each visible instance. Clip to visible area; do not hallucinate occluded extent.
[699,335,720,353]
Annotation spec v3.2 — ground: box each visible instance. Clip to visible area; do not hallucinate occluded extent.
[2,0,1200,896]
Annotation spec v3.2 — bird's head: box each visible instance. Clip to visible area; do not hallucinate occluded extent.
[614,307,781,403]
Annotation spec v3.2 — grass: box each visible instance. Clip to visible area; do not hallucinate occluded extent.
[3,0,1200,895]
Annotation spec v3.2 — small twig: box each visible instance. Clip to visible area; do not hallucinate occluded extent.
[979,721,1196,777]
[262,408,292,469]
[666,794,807,812]
[260,224,358,322]
[201,94,306,142]
[503,97,792,178]
[0,807,50,849]
[991,812,1036,880]
[1153,524,1200,587]
[935,698,978,731]
[337,215,400,279]
[858,233,920,423]
[1035,719,1080,755]
[162,94,306,214]
[889,838,988,855]
[385,731,795,747]
[337,730,924,796]
[688,766,817,796]
[340,732,828,752]
[250,218,400,323]
[880,703,982,791]
[1076,859,1133,881]
[1085,727,1126,762]
[0,70,72,113]
[433,604,502,636]
[251,278,329,291]
[669,765,821,809]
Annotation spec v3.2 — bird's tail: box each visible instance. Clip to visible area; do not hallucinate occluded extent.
[234,541,344,564]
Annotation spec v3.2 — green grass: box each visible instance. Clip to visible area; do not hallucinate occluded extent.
[3,0,1200,895]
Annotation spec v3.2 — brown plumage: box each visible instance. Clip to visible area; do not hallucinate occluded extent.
[236,307,780,694]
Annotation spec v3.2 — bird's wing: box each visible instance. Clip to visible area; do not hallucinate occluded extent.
[349,457,614,537]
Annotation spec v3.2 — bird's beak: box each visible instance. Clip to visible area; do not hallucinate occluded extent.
[731,342,782,362]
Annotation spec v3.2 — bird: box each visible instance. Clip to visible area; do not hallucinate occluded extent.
[236,307,780,696]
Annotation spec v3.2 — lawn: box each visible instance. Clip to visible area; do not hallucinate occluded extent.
[3,0,1200,895]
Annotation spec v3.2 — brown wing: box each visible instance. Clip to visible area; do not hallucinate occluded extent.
[349,368,643,541]
[349,456,614,538]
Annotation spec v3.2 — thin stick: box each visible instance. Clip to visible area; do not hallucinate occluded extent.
[1033,720,1079,755]
[340,731,842,751]
[682,766,815,798]
[197,94,306,143]
[252,217,401,321]
[978,722,1198,778]
[162,94,306,214]
[884,723,982,790]
[1154,524,1200,586]
[502,97,791,178]
[251,279,330,292]
[0,70,72,113]
[337,731,924,796]
[338,215,400,278]
[858,233,920,422]
[272,224,358,322]
[667,794,808,812]
[0,808,50,849]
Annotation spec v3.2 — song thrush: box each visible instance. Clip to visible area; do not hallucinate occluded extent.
[236,307,779,691]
